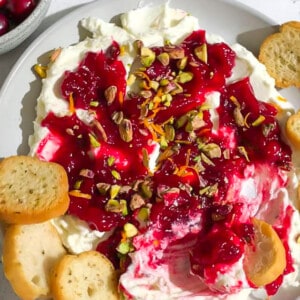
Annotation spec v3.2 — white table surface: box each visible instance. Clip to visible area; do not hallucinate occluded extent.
[0,0,300,92]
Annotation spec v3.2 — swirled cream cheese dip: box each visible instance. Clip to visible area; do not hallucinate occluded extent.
[29,3,300,300]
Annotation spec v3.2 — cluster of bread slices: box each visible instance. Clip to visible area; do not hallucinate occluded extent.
[0,156,119,300]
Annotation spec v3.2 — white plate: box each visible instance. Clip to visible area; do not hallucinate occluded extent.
[0,0,300,299]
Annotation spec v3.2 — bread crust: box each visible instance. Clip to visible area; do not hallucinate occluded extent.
[259,21,300,88]
[2,222,67,300]
[0,156,70,224]
[51,251,120,300]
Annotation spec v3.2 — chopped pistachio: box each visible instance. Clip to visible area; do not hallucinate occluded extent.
[262,123,275,137]
[110,184,121,199]
[238,146,250,162]
[140,47,156,67]
[223,149,231,160]
[119,119,133,142]
[111,111,124,125]
[79,169,95,178]
[149,80,160,91]
[163,81,177,94]
[124,223,138,238]
[140,90,152,98]
[165,124,175,141]
[171,82,184,95]
[111,170,121,180]
[142,148,149,169]
[140,181,153,199]
[120,199,128,216]
[192,114,205,130]
[199,183,218,197]
[148,101,154,110]
[165,46,185,59]
[160,136,168,149]
[104,85,117,105]
[130,193,146,210]
[194,43,208,63]
[107,156,116,167]
[233,107,245,127]
[157,52,170,66]
[90,101,99,107]
[201,152,215,166]
[202,143,222,159]
[137,207,150,222]
[105,199,121,212]
[162,93,173,104]
[175,114,188,128]
[176,71,194,84]
[177,56,188,70]
[88,133,101,148]
[160,78,170,86]
[73,180,83,190]
[116,241,131,254]
[96,182,111,195]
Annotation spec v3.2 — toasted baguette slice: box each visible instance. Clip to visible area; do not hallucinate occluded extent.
[286,110,300,148]
[2,222,67,300]
[243,218,286,287]
[259,21,300,88]
[51,251,119,300]
[0,155,70,224]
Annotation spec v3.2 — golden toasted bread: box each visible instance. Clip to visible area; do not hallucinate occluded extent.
[2,221,67,300]
[0,155,70,224]
[51,251,120,300]
[259,21,300,88]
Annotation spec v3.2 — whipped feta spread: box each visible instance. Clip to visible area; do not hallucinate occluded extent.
[29,3,300,300]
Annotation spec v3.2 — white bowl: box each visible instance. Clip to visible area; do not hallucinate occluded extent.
[0,0,51,55]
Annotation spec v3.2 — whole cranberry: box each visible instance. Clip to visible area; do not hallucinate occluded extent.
[0,12,9,36]
[6,0,37,23]
[0,0,7,9]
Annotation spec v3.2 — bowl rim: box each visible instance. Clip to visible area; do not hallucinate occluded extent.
[0,0,51,44]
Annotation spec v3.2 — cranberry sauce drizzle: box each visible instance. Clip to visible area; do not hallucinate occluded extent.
[37,30,293,294]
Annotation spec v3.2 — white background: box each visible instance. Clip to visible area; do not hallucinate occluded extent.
[0,0,300,91]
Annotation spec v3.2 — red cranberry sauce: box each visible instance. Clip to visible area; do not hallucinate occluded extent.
[37,30,292,295]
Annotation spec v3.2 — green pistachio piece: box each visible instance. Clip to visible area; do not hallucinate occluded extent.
[194,44,208,63]
[116,241,131,254]
[141,47,156,67]
[176,71,194,84]
[110,184,121,199]
[88,133,101,148]
[124,223,139,238]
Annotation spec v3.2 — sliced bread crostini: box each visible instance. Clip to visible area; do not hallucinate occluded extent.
[0,155,70,224]
[2,221,67,300]
[259,21,300,88]
[51,251,120,300]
